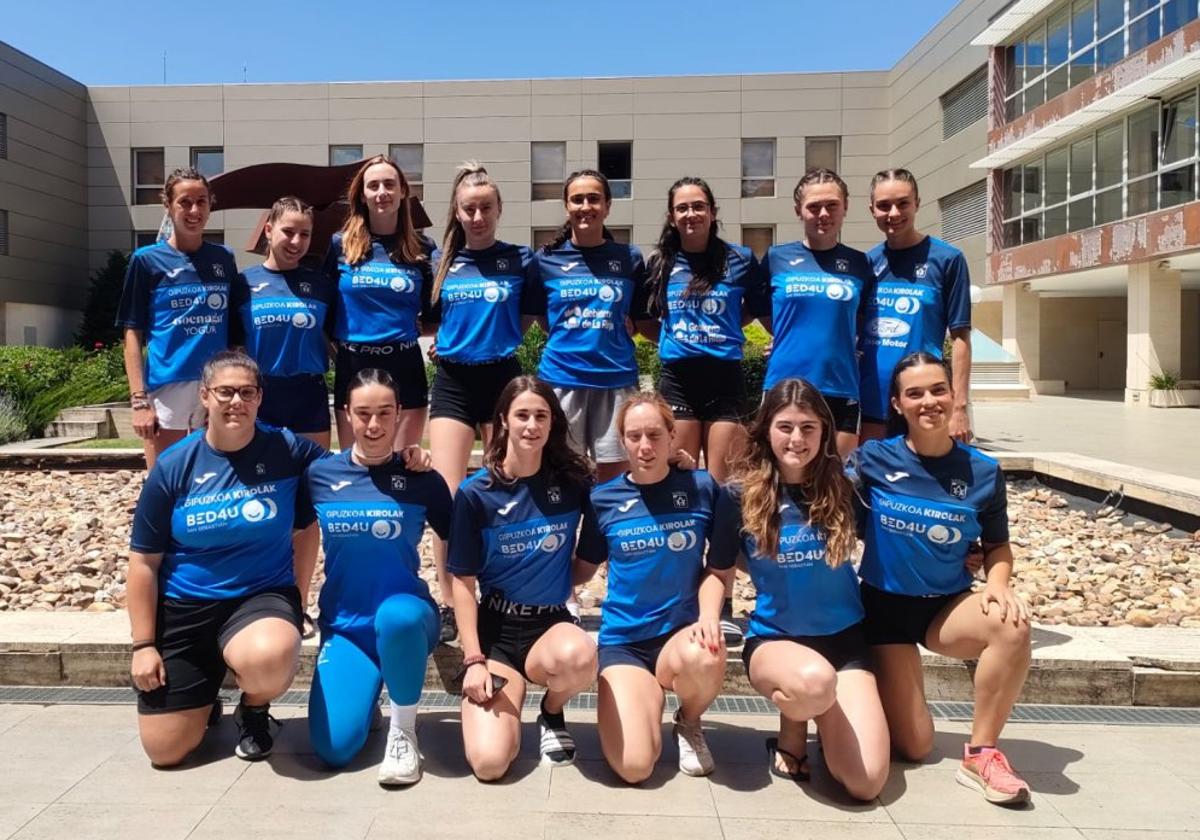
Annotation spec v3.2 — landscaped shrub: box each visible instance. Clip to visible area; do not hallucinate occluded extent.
[0,392,26,445]
[0,344,128,438]
[75,250,128,349]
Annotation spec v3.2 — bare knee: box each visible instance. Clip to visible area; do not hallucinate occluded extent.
[892,727,934,762]
[677,639,725,677]
[844,770,888,802]
[555,636,598,679]
[612,752,657,785]
[989,616,1032,652]
[776,662,837,715]
[467,743,518,782]
[141,728,204,768]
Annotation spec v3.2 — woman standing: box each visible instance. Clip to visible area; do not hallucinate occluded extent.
[448,376,597,780]
[117,167,238,469]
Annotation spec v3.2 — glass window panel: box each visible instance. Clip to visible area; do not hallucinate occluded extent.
[1070,136,1094,196]
[1046,147,1069,206]
[1096,123,1124,187]
[741,139,775,177]
[1129,0,1156,16]
[1160,164,1196,208]
[1068,195,1095,231]
[1096,186,1123,223]
[1003,167,1022,218]
[608,227,632,245]
[1163,0,1199,34]
[1022,159,1044,212]
[1128,176,1157,215]
[1004,45,1019,95]
[1025,28,1046,81]
[531,141,566,184]
[1024,78,1045,112]
[134,232,158,249]
[1048,9,1071,65]
[532,228,559,249]
[1044,204,1067,238]
[1021,216,1042,243]
[1006,95,1022,122]
[134,149,164,185]
[329,145,362,166]
[531,182,561,201]
[1071,49,1096,87]
[1097,0,1123,37]
[1129,12,1161,52]
[741,178,775,198]
[1128,106,1160,179]
[388,144,423,183]
[1096,31,1124,69]
[1162,93,1197,166]
[1072,0,1095,50]
[1046,65,1070,101]
[1004,219,1023,247]
[805,137,840,172]
[190,148,223,178]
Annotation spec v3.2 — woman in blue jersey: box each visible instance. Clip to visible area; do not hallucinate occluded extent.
[127,350,323,767]
[448,376,597,779]
[230,196,336,631]
[325,155,433,452]
[710,379,888,799]
[753,168,873,460]
[117,167,238,469]
[576,393,731,783]
[426,162,538,644]
[856,352,1031,805]
[529,170,654,483]
[859,169,973,444]
[304,368,452,786]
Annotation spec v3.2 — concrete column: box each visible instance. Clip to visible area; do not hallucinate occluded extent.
[1003,282,1042,386]
[1125,261,1182,406]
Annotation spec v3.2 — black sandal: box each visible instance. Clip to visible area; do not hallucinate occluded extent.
[766,736,810,781]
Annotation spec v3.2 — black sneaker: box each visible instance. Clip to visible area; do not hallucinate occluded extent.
[439,605,458,643]
[233,700,277,761]
[207,697,223,728]
[720,599,744,649]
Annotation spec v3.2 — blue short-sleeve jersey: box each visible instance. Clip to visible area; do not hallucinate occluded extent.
[447,469,585,607]
[324,233,433,344]
[230,264,335,377]
[577,468,723,645]
[303,450,452,646]
[528,241,651,389]
[129,424,325,600]
[755,241,872,398]
[428,242,537,363]
[854,436,1008,597]
[709,486,862,638]
[657,243,755,363]
[858,236,972,420]
[115,241,237,390]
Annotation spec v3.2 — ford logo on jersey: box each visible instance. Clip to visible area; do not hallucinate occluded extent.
[894,296,922,315]
[370,519,404,540]
[389,275,416,293]
[666,530,698,551]
[241,498,278,523]
[206,292,228,310]
[869,317,911,339]
[291,311,317,329]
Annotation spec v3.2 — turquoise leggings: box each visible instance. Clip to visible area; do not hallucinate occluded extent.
[308,593,439,768]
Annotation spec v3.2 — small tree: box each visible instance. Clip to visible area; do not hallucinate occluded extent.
[75,250,128,348]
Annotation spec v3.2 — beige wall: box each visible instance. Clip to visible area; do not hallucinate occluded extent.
[0,42,88,344]
[973,300,1002,342]
[1038,296,1128,390]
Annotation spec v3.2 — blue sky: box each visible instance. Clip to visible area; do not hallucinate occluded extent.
[6,1,961,86]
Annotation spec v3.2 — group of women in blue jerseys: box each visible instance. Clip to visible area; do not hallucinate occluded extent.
[118,155,1034,806]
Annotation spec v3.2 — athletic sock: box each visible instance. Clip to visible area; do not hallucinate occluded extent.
[539,695,566,728]
[966,743,995,755]
[390,701,417,733]
[721,597,734,619]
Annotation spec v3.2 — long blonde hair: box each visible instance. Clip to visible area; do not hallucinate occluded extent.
[432,161,501,301]
[730,379,855,565]
[339,155,426,266]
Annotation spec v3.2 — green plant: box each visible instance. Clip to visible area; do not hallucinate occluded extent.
[0,344,128,437]
[0,392,26,445]
[75,250,129,349]
[1148,371,1180,390]
[515,323,547,375]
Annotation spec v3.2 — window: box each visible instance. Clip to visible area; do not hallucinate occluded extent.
[598,142,632,199]
[941,67,988,139]
[938,181,987,241]
[329,145,363,166]
[190,147,223,178]
[202,232,225,245]
[804,136,840,173]
[531,142,566,200]
[0,113,6,159]
[0,209,8,256]
[389,144,424,199]
[133,231,158,250]
[133,148,165,205]
[532,228,560,249]
[741,139,776,198]
[741,226,774,258]
[607,227,632,244]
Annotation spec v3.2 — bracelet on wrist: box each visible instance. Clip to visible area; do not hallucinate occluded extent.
[131,400,152,411]
[131,639,157,652]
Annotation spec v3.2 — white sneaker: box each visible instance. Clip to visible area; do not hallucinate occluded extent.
[378,727,422,786]
[673,710,714,777]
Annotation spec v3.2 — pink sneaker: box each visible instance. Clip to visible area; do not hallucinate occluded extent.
[956,745,1030,805]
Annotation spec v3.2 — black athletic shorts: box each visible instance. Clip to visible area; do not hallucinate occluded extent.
[429,356,522,426]
[259,374,331,434]
[598,627,678,674]
[659,357,746,422]
[333,340,428,410]
[137,586,303,714]
[742,622,869,673]
[477,592,576,681]
[860,582,971,646]
[821,394,861,434]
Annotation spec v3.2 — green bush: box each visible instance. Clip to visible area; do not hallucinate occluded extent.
[75,250,128,348]
[0,392,26,445]
[0,344,128,438]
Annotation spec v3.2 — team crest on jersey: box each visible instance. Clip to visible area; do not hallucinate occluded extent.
[212,264,225,278]
[915,263,928,279]
[255,463,266,476]
[950,478,968,499]
[835,258,849,272]
[299,282,312,295]
[496,258,509,271]
[547,485,562,504]
[672,490,689,510]
[392,475,407,492]
[608,260,622,273]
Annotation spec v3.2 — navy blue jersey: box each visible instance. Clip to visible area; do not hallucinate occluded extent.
[578,468,724,645]
[447,469,586,606]
[115,241,237,390]
[304,450,452,644]
[428,242,537,363]
[753,241,872,398]
[324,233,433,344]
[527,241,651,389]
[858,236,972,420]
[709,486,862,638]
[854,436,1008,596]
[657,243,756,363]
[130,424,324,600]
[230,264,335,377]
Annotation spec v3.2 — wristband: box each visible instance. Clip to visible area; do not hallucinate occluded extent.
[461,654,487,669]
[131,640,157,652]
[131,400,152,411]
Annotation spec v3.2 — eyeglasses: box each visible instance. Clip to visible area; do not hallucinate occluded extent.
[205,385,262,403]
[672,201,710,215]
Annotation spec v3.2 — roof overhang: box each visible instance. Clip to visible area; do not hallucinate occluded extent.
[971,0,1060,47]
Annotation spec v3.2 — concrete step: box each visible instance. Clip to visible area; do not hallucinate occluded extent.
[42,420,106,439]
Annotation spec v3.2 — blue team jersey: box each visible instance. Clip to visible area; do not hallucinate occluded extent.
[527,241,651,389]
[709,486,862,638]
[129,424,324,600]
[854,436,1008,597]
[578,468,723,646]
[429,242,537,363]
[858,236,972,421]
[230,264,335,377]
[447,469,586,606]
[115,241,237,390]
[304,450,452,646]
[754,241,872,398]
[657,243,756,363]
[324,232,433,344]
